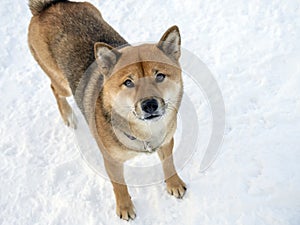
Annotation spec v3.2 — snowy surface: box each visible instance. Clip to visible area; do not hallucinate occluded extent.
[1,0,300,224]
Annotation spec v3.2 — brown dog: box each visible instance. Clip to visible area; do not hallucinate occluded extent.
[28,0,186,220]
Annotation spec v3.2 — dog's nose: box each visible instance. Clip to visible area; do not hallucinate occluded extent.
[141,98,158,114]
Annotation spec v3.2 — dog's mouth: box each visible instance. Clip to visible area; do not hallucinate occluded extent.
[144,114,161,120]
[140,109,165,121]
[133,111,164,121]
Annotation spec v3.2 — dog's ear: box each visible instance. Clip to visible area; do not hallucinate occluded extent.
[94,42,121,76]
[157,25,181,61]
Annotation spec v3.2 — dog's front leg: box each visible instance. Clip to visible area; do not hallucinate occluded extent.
[158,138,187,198]
[103,158,136,220]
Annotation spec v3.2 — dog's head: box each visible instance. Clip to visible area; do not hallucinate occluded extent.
[94,26,182,131]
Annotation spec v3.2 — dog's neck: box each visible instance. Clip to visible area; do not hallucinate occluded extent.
[123,132,136,141]
[115,129,158,153]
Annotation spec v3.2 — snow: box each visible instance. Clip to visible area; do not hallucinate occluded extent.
[1,0,300,224]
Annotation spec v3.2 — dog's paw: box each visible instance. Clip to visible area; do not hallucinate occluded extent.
[166,174,187,198]
[116,199,136,221]
[63,111,77,129]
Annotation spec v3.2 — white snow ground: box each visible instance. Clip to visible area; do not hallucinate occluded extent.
[1,0,300,224]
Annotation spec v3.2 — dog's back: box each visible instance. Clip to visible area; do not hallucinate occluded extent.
[28,0,127,127]
[28,0,127,93]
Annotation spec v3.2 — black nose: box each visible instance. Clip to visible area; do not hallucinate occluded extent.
[141,98,158,114]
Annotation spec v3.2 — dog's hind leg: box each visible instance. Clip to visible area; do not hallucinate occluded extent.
[28,33,77,128]
[50,83,77,129]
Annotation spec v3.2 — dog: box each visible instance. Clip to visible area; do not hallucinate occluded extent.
[28,0,186,220]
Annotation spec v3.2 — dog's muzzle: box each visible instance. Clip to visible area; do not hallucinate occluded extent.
[136,97,165,120]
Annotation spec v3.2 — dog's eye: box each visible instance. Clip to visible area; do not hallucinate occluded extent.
[123,79,135,88]
[155,73,166,83]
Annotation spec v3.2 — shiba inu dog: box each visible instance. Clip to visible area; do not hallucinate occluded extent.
[28,0,186,220]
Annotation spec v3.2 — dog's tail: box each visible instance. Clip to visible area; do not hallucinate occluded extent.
[28,0,68,15]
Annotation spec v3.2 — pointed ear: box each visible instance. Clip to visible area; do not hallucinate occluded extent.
[157,25,181,61]
[94,42,121,76]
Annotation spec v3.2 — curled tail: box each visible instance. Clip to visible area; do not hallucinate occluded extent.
[28,0,68,15]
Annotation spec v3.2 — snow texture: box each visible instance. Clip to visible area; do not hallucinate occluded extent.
[1,0,300,224]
